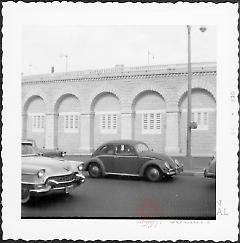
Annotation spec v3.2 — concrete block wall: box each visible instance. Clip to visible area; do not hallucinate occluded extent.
[179,89,216,155]
[57,115,81,152]
[22,63,216,156]
[93,114,121,149]
[25,96,46,148]
[133,113,166,152]
[179,111,216,155]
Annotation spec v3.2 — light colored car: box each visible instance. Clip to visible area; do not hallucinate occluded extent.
[21,141,85,204]
[84,140,183,182]
[204,154,216,179]
[23,138,66,158]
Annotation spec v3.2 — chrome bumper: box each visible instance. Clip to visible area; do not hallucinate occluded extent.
[29,173,85,194]
[166,169,176,175]
[175,165,184,174]
[204,168,216,179]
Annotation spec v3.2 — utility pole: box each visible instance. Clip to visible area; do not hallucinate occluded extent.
[186,25,192,169]
[186,25,206,169]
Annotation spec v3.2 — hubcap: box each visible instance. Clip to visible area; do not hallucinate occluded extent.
[91,165,100,177]
[148,168,159,181]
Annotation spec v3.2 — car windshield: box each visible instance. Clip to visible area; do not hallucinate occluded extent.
[22,143,37,156]
[134,143,149,152]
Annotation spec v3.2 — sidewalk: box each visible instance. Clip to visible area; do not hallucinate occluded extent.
[182,169,204,177]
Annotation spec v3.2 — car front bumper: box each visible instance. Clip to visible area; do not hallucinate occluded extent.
[175,165,184,174]
[204,168,216,179]
[166,169,176,175]
[28,173,85,196]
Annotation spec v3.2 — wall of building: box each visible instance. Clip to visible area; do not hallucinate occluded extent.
[22,63,216,157]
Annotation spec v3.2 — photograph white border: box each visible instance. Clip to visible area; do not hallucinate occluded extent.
[2,2,239,241]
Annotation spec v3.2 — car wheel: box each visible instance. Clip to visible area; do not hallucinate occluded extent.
[145,166,163,182]
[88,163,102,178]
[21,186,31,204]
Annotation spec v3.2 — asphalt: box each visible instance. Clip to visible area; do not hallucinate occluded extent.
[22,173,216,218]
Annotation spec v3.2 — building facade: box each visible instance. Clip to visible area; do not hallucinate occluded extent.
[22,62,216,156]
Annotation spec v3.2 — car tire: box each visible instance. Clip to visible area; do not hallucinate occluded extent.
[145,166,164,182]
[88,163,102,178]
[21,186,31,204]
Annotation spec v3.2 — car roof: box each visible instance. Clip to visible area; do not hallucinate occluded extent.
[100,140,146,146]
[22,139,34,144]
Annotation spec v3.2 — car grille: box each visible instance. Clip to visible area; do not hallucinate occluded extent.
[47,173,76,183]
[51,182,74,189]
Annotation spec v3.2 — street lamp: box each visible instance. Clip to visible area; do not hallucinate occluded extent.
[186,25,206,169]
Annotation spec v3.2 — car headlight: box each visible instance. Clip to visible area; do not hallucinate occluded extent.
[78,164,84,171]
[37,169,45,178]
[164,162,170,170]
[174,159,180,166]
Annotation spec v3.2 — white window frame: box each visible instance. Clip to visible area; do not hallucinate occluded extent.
[59,112,80,133]
[191,110,209,131]
[98,112,118,134]
[30,113,45,132]
[181,108,215,131]
[137,110,164,134]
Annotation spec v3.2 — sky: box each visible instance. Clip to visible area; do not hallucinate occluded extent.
[22,25,216,75]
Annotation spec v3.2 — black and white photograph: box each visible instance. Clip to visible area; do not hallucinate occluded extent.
[2,2,238,241]
[21,24,217,219]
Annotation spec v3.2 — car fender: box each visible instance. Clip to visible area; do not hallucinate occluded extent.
[139,159,165,177]
[84,158,106,175]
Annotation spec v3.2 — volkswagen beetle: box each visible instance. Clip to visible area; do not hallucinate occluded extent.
[84,140,183,182]
[21,140,85,204]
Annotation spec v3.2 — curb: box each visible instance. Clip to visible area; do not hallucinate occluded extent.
[182,171,204,177]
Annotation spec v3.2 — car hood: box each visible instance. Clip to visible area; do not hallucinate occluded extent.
[139,151,176,167]
[22,156,74,175]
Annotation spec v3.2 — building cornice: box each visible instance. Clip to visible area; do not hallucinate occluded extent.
[22,62,216,85]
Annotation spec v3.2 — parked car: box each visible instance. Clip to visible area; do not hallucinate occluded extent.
[204,153,216,179]
[23,138,66,158]
[84,140,183,182]
[21,140,85,204]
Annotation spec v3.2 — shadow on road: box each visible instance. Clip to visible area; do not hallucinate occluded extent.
[85,173,177,183]
[23,193,75,208]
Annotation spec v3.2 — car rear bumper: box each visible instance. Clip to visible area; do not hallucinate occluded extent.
[28,173,85,196]
[204,168,216,179]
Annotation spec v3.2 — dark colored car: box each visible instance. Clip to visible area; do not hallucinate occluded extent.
[204,153,216,179]
[23,139,66,158]
[84,140,183,182]
[22,140,85,204]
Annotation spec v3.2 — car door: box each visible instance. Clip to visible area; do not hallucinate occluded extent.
[113,144,139,175]
[96,145,115,172]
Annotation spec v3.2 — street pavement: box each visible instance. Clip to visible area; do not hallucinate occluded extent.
[22,173,216,219]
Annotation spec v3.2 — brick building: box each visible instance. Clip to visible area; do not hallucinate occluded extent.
[22,62,216,156]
